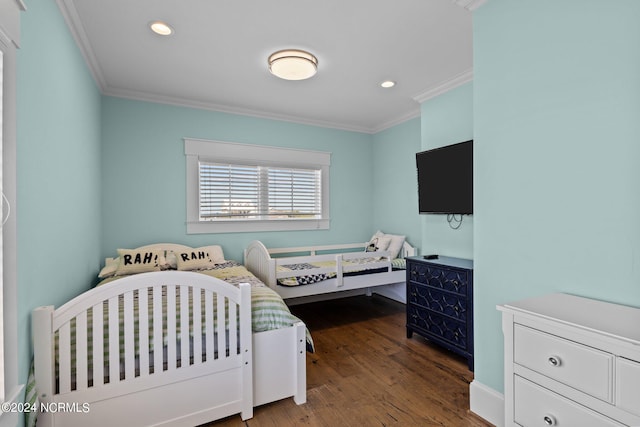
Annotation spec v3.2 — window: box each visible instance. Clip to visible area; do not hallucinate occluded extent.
[185,138,331,233]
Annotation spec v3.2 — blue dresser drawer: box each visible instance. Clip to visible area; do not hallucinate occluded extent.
[408,262,470,295]
[407,304,468,351]
[407,283,469,322]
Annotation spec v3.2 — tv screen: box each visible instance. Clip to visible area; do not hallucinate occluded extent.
[416,140,473,214]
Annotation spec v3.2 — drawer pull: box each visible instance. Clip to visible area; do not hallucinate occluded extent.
[547,355,561,367]
[543,414,556,426]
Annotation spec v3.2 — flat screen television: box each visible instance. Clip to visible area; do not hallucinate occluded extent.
[416,140,473,214]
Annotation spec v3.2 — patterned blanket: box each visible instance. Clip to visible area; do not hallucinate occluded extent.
[277,257,406,287]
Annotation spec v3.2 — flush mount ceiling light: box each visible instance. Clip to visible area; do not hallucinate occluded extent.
[380,80,396,88]
[150,21,174,36]
[268,49,318,81]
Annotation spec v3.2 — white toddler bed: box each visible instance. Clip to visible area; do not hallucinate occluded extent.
[31,243,308,427]
[244,233,415,301]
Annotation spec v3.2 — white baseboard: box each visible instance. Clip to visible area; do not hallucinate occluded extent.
[469,380,504,427]
[0,384,25,427]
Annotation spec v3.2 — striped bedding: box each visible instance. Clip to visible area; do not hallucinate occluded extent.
[187,261,314,344]
[98,260,311,343]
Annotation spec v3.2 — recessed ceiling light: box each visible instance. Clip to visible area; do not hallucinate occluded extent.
[268,49,318,81]
[150,21,174,36]
[381,80,396,88]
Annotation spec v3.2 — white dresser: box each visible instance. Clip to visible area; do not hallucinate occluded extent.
[498,293,640,427]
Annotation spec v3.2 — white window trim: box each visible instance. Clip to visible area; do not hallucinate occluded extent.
[184,138,331,234]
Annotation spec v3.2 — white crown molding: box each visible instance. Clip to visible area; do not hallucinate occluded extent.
[412,68,473,104]
[103,85,377,134]
[451,0,488,11]
[0,0,25,48]
[370,108,421,134]
[56,0,107,92]
[107,84,424,134]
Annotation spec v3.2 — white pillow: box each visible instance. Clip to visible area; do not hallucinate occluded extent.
[385,234,406,259]
[175,245,225,271]
[368,230,385,247]
[365,235,391,253]
[115,248,163,276]
[369,231,405,259]
[98,257,119,278]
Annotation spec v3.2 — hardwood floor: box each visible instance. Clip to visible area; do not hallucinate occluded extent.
[203,294,492,427]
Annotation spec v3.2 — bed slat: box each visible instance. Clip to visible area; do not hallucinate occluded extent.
[92,302,104,387]
[205,291,214,360]
[108,297,119,383]
[335,255,344,287]
[138,287,149,377]
[192,288,202,365]
[124,291,135,380]
[180,285,190,367]
[75,311,88,391]
[216,293,225,360]
[166,285,177,370]
[153,286,163,374]
[58,322,72,393]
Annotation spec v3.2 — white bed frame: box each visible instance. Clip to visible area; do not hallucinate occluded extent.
[244,240,415,301]
[32,244,307,427]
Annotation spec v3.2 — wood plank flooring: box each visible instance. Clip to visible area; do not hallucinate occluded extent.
[203,294,492,427]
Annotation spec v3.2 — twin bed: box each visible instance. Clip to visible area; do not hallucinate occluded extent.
[245,233,414,301]
[31,234,412,426]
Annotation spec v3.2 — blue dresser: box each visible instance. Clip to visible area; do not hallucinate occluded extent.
[406,256,474,371]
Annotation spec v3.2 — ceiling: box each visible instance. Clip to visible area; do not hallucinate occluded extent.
[57,0,483,133]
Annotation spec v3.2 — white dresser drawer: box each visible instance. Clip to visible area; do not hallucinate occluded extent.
[514,376,624,427]
[616,357,640,417]
[501,294,640,427]
[514,324,613,402]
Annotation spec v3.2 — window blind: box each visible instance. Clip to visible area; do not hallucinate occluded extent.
[199,162,321,221]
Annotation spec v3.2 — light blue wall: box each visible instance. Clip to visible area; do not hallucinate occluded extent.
[474,0,640,393]
[419,82,473,258]
[100,97,376,262]
[16,0,102,388]
[371,117,421,249]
